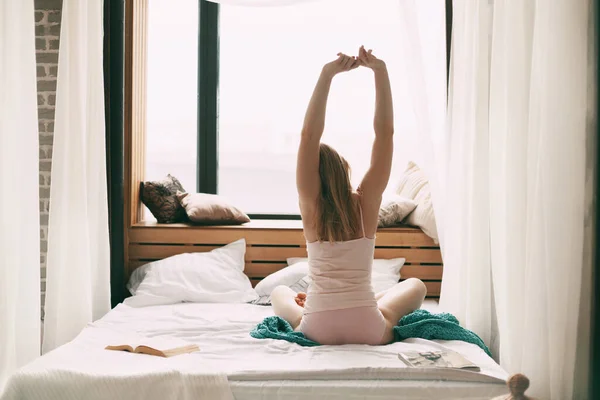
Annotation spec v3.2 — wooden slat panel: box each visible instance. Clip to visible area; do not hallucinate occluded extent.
[129,260,148,269]
[126,259,151,278]
[246,247,442,263]
[124,0,148,271]
[401,265,443,280]
[246,246,307,261]
[244,263,288,277]
[129,225,438,248]
[250,278,261,288]
[129,244,442,264]
[374,248,442,264]
[423,281,441,297]
[129,227,306,246]
[124,0,148,228]
[129,244,219,259]
[135,0,148,225]
[375,230,438,247]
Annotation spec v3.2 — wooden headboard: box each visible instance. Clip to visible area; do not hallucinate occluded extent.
[127,220,443,298]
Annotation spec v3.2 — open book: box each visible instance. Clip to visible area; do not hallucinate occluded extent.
[398,350,480,371]
[105,336,200,358]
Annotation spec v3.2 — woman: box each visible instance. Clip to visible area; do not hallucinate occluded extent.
[271,46,427,345]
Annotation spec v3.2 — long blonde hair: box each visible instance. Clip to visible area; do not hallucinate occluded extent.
[315,143,360,242]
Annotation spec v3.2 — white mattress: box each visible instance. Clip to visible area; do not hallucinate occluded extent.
[2,300,509,400]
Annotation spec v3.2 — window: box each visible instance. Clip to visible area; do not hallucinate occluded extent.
[146,0,430,217]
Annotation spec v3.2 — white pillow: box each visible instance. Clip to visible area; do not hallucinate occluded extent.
[127,262,152,295]
[254,261,309,297]
[285,257,405,294]
[370,258,405,293]
[395,161,438,242]
[125,239,258,307]
[253,273,311,306]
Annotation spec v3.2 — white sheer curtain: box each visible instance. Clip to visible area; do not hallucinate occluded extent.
[439,0,496,350]
[0,0,41,390]
[487,1,592,398]
[397,0,496,346]
[400,0,594,398]
[42,0,111,352]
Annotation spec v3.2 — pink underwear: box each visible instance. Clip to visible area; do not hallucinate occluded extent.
[298,306,388,345]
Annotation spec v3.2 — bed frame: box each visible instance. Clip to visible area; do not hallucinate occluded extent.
[127,220,443,298]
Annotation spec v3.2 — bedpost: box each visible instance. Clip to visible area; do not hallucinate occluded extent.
[492,373,533,400]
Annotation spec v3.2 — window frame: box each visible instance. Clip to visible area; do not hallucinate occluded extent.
[197,0,219,195]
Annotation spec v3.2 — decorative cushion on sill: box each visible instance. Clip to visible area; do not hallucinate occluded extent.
[177,191,250,225]
[378,194,418,228]
[140,174,188,223]
[395,161,438,242]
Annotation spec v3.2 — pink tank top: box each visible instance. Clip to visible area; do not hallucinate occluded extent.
[304,205,377,314]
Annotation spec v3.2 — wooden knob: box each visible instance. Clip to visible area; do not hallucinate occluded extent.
[508,374,530,399]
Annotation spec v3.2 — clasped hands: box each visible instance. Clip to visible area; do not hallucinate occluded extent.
[322,45,386,77]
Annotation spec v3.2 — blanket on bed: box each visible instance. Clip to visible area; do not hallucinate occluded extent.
[250,309,491,356]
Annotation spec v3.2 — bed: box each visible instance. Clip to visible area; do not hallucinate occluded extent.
[2,301,508,400]
[1,223,510,400]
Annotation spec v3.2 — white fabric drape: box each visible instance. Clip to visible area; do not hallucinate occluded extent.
[439,0,496,350]
[487,2,592,398]
[42,0,111,353]
[395,0,447,212]
[0,0,41,391]
[399,0,594,398]
[397,1,493,346]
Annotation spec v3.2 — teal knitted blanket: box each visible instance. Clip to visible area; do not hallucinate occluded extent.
[250,309,491,356]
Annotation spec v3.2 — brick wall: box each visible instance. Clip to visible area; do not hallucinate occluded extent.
[35,0,62,320]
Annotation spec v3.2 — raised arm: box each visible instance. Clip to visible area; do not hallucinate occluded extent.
[296,54,359,204]
[357,46,394,201]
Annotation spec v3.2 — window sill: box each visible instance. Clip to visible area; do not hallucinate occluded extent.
[129,219,438,248]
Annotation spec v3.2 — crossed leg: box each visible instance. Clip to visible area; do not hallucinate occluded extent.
[272,279,426,341]
[271,285,304,330]
[376,278,427,344]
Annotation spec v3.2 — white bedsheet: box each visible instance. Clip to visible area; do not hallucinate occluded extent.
[1,301,509,400]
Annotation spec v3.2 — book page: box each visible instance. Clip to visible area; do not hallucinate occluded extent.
[398,351,479,370]
[105,331,147,352]
[105,344,136,352]
[441,351,478,369]
[136,336,199,353]
[160,344,201,357]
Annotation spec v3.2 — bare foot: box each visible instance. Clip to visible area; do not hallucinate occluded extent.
[295,292,307,308]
